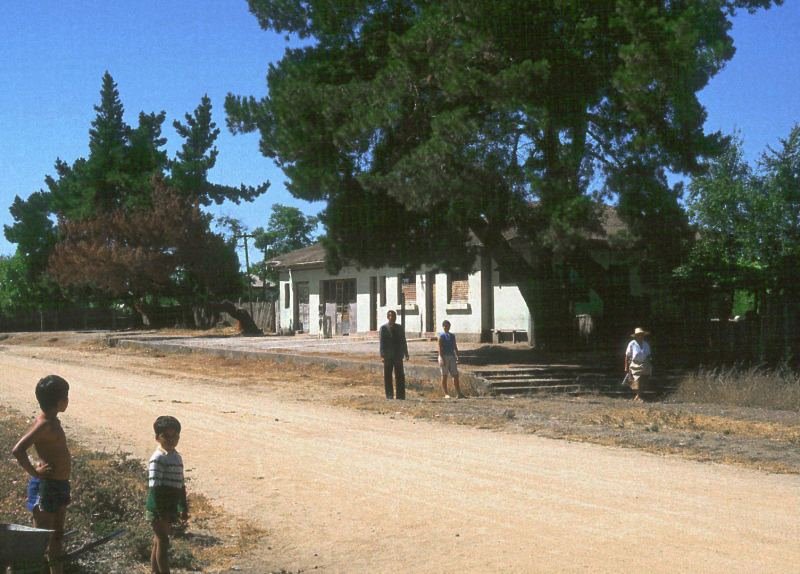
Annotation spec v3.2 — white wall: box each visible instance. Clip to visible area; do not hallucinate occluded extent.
[276,267,323,334]
[277,247,627,342]
[278,264,416,335]
[428,270,485,337]
[492,283,530,331]
[277,261,499,338]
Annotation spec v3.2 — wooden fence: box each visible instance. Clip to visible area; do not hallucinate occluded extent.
[572,311,798,367]
[0,307,135,332]
[231,300,277,334]
[0,300,278,334]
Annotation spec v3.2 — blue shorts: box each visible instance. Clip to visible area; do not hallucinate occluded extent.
[27,478,71,513]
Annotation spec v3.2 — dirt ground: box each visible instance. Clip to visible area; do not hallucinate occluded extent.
[1,331,799,573]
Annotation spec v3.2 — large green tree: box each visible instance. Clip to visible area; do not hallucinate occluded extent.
[251,203,319,285]
[682,135,757,297]
[5,73,268,321]
[253,203,319,261]
[171,94,268,205]
[758,125,800,362]
[227,0,780,346]
[684,126,800,362]
[1,191,63,312]
[48,180,242,322]
[5,191,57,281]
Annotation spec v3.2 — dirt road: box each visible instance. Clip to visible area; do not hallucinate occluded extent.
[1,343,798,573]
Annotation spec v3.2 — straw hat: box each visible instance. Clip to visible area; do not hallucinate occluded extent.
[630,327,649,337]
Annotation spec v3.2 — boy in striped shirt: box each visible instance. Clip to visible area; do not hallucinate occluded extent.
[147,415,188,574]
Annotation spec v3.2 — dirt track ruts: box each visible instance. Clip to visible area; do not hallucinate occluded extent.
[1,344,798,573]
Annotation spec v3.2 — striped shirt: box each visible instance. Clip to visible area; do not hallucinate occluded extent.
[147,447,187,515]
[148,447,185,488]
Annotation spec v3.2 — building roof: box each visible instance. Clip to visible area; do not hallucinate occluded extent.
[597,204,627,237]
[270,205,628,270]
[268,243,327,270]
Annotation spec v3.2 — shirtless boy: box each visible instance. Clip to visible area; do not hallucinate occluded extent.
[12,374,71,574]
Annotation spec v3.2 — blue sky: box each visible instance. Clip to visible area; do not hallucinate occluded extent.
[1,1,798,259]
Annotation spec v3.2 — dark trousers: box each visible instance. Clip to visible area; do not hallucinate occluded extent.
[383,357,406,399]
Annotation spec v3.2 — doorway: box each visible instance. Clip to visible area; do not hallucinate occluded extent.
[293,282,310,332]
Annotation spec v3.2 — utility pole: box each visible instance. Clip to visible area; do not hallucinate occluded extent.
[236,233,255,319]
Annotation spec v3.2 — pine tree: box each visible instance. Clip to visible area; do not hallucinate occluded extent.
[5,73,267,320]
[172,95,268,205]
[86,71,131,214]
[229,0,783,346]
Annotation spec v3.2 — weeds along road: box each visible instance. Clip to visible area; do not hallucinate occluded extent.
[1,344,798,573]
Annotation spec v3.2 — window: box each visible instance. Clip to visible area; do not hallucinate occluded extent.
[447,272,469,303]
[284,283,290,308]
[321,279,357,307]
[379,275,387,306]
[397,274,416,303]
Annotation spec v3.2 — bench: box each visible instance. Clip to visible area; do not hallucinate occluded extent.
[493,329,528,343]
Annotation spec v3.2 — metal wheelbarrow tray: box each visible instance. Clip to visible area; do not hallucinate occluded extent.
[0,523,53,568]
[1,523,125,570]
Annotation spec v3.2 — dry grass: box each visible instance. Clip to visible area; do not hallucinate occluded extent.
[673,366,800,412]
[4,331,800,478]
[334,390,800,473]
[2,331,800,572]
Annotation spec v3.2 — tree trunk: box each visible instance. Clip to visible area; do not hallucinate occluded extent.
[132,300,153,327]
[214,300,262,336]
[470,218,572,350]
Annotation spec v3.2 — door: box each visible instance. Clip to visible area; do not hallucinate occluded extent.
[294,282,309,332]
[321,278,357,335]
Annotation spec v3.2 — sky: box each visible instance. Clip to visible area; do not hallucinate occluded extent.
[1,1,798,260]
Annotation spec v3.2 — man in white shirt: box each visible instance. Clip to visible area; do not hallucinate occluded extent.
[624,327,652,402]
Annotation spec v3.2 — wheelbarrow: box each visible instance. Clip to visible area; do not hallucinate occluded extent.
[1,524,51,572]
[0,523,125,572]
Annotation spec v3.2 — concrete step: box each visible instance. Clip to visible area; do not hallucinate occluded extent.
[486,377,575,385]
[491,384,583,394]
[479,371,579,378]
[469,364,681,397]
[475,367,611,396]
[472,369,622,379]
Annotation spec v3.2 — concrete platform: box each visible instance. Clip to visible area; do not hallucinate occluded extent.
[109,332,628,397]
[111,332,496,396]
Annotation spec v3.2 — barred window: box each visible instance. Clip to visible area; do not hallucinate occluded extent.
[321,279,357,306]
[447,272,469,303]
[397,274,416,303]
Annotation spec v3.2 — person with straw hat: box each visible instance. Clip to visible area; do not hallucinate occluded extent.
[624,327,652,402]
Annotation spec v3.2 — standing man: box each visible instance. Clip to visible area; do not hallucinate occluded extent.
[380,310,409,399]
[624,327,653,402]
